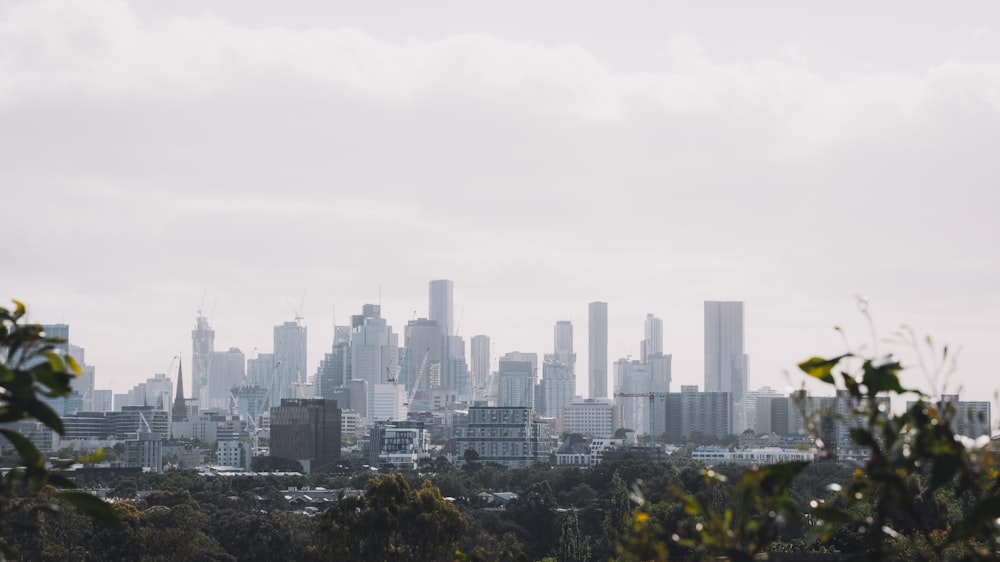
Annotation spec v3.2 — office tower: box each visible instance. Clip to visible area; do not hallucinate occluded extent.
[350,304,398,421]
[191,314,215,407]
[642,313,663,363]
[704,301,749,432]
[445,334,469,399]
[540,357,575,418]
[428,279,454,336]
[554,320,576,373]
[498,354,536,409]
[91,389,113,412]
[588,302,608,399]
[470,335,491,402]
[315,326,351,399]
[247,353,275,390]
[404,318,444,394]
[126,373,173,410]
[67,344,95,397]
[269,398,341,471]
[614,359,653,435]
[274,321,308,404]
[41,324,69,353]
[205,347,246,410]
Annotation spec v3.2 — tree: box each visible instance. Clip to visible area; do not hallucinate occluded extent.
[319,474,467,561]
[0,299,116,558]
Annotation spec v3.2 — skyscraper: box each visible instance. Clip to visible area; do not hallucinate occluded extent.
[274,321,308,405]
[554,320,575,373]
[470,335,491,402]
[642,313,663,364]
[428,279,454,337]
[191,314,215,406]
[588,302,608,399]
[704,301,748,432]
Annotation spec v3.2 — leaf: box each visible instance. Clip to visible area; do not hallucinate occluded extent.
[64,354,82,376]
[0,428,43,469]
[41,350,66,374]
[860,359,907,395]
[798,355,849,385]
[54,490,121,527]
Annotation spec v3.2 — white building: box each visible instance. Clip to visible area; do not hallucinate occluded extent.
[541,357,575,419]
[554,437,625,467]
[563,398,617,438]
[371,383,408,423]
[704,301,748,432]
[692,446,816,466]
[217,439,253,470]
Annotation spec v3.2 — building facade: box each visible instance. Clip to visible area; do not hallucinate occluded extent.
[269,398,341,471]
[454,406,549,469]
[704,301,748,432]
[588,302,608,399]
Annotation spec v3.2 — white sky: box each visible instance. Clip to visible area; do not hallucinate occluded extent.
[3,1,999,408]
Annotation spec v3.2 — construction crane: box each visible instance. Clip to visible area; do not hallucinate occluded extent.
[405,348,431,407]
[286,289,307,324]
[614,392,669,446]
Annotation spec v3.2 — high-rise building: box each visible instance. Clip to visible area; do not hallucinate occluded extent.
[269,398,341,472]
[642,313,663,364]
[498,353,537,409]
[614,359,653,435]
[470,335,491,402]
[588,302,608,399]
[274,321,308,404]
[315,326,351,399]
[403,318,444,394]
[704,301,749,432]
[206,347,246,410]
[540,357,575,419]
[428,279,454,337]
[350,305,398,421]
[191,314,215,407]
[554,321,575,372]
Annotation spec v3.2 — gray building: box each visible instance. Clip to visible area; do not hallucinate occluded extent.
[588,302,608,399]
[664,386,732,442]
[428,279,454,337]
[453,406,549,469]
[704,301,748,432]
[270,398,341,471]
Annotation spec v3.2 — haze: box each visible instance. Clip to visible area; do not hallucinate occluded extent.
[3,1,998,404]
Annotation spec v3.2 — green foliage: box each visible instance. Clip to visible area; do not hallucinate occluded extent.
[318,473,467,561]
[0,299,117,559]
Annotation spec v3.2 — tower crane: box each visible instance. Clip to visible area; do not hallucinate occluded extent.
[405,348,431,407]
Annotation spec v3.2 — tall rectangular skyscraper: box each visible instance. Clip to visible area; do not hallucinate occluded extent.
[191,315,215,406]
[642,313,663,364]
[554,320,575,373]
[470,335,491,402]
[588,302,608,399]
[428,279,454,336]
[704,301,748,432]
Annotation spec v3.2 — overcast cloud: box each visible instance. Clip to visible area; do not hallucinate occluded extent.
[3,0,999,403]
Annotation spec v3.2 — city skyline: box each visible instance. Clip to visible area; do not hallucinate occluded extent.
[4,1,999,406]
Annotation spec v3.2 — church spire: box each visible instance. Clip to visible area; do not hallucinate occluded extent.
[173,356,188,422]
